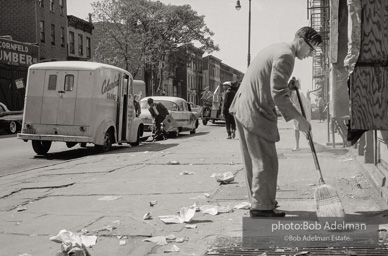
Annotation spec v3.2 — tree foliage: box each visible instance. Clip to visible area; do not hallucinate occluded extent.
[92,0,219,93]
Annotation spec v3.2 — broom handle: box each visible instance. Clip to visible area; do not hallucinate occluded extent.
[295,88,325,183]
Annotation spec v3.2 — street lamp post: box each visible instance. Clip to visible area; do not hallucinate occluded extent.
[235,0,251,67]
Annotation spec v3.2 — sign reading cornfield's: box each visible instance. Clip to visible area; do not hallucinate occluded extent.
[0,38,39,67]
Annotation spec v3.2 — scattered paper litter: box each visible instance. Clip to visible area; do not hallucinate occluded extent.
[16,205,28,212]
[175,237,185,243]
[185,224,197,229]
[203,193,210,198]
[143,212,152,220]
[165,234,176,240]
[159,206,195,224]
[180,171,195,175]
[200,205,218,215]
[164,245,180,253]
[98,196,121,201]
[233,202,251,210]
[168,160,180,165]
[213,171,234,184]
[217,205,233,213]
[119,240,126,246]
[50,229,97,247]
[143,236,167,245]
[150,200,158,206]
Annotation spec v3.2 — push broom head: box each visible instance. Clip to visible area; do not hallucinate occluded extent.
[314,184,345,218]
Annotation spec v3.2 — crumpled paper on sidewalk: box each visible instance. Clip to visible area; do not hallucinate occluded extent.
[50,230,97,256]
[143,234,180,245]
[158,206,195,224]
[164,245,180,253]
[233,202,251,210]
[211,171,235,184]
[200,205,233,215]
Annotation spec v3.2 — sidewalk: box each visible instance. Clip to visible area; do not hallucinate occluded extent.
[0,118,387,255]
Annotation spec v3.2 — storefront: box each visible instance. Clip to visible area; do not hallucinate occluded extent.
[0,37,38,110]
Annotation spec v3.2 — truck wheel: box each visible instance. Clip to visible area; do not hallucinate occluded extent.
[130,127,141,146]
[202,119,208,125]
[212,119,216,124]
[190,128,196,134]
[32,140,52,155]
[95,130,113,152]
[8,121,18,134]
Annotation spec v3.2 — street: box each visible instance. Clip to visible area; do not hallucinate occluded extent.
[1,119,388,256]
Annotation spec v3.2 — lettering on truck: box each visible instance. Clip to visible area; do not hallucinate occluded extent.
[101,75,119,101]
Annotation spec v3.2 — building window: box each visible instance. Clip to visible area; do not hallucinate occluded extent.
[51,24,55,46]
[50,0,54,12]
[61,27,65,47]
[59,0,64,15]
[69,31,75,54]
[40,21,45,43]
[39,0,44,8]
[86,37,91,58]
[78,34,83,56]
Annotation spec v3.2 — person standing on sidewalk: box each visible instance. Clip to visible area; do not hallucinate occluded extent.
[229,27,322,217]
[147,98,169,141]
[222,82,237,139]
[289,77,311,151]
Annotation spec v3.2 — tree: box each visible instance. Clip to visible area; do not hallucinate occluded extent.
[92,0,219,95]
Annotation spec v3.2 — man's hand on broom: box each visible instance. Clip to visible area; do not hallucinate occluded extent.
[288,77,300,90]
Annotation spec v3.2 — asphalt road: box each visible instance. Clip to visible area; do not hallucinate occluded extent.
[0,121,222,177]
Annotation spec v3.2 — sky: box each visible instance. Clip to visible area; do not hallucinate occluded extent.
[67,0,314,94]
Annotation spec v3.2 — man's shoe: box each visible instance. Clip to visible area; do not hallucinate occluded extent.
[227,136,232,139]
[249,210,285,217]
[232,130,236,139]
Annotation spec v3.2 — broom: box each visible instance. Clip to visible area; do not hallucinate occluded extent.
[295,88,345,218]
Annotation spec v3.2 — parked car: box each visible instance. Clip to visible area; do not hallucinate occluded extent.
[139,96,200,137]
[0,102,23,134]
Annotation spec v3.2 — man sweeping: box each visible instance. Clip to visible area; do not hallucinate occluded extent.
[229,27,322,217]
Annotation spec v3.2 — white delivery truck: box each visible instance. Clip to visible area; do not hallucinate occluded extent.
[18,61,144,154]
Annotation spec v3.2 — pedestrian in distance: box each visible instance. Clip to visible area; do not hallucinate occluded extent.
[222,82,237,139]
[289,77,311,151]
[229,26,322,217]
[318,98,325,123]
[147,98,169,141]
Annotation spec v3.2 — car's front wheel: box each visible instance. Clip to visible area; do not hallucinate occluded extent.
[32,140,52,155]
[8,121,18,134]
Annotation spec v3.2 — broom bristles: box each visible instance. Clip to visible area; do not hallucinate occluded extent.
[314,184,345,218]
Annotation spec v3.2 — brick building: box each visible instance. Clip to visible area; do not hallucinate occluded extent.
[0,0,68,61]
[0,0,94,110]
[202,55,222,92]
[67,15,94,61]
[172,44,204,103]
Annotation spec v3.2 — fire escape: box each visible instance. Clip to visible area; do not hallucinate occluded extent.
[307,0,330,101]
[308,0,347,147]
